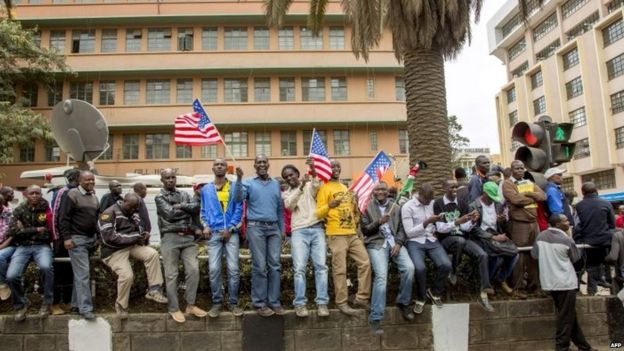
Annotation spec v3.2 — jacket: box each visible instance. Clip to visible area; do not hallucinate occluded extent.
[200,181,243,233]
[360,198,406,249]
[98,203,143,258]
[606,230,624,277]
[8,199,53,246]
[573,194,614,246]
[58,186,99,239]
[502,178,545,223]
[155,188,199,235]
[468,198,508,240]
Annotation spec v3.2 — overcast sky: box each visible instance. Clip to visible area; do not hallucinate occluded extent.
[445,2,507,154]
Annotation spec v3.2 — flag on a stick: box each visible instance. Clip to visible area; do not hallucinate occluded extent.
[174,99,222,145]
[308,129,332,181]
[350,151,393,213]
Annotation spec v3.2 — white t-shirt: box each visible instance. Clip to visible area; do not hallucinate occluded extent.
[480,200,498,232]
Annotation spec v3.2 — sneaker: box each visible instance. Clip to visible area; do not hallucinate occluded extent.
[397,303,415,322]
[501,282,513,295]
[294,305,309,318]
[15,304,28,322]
[448,273,458,286]
[51,304,66,316]
[271,305,286,316]
[229,305,244,317]
[185,305,208,318]
[369,320,384,335]
[0,283,11,301]
[145,289,168,304]
[413,300,425,315]
[208,304,221,318]
[478,295,495,313]
[353,299,370,311]
[255,306,275,317]
[39,304,51,318]
[81,311,96,321]
[115,303,129,320]
[169,310,186,323]
[426,289,443,308]
[336,303,358,316]
[317,304,330,317]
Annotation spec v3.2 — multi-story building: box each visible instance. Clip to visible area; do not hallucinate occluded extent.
[3,0,408,188]
[488,0,624,200]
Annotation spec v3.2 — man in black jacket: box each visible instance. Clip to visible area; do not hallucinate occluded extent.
[132,182,151,235]
[99,180,123,213]
[99,193,167,320]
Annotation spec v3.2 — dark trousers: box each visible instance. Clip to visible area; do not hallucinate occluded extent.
[53,240,73,304]
[550,290,592,351]
[440,236,491,290]
[585,246,610,295]
[509,220,539,291]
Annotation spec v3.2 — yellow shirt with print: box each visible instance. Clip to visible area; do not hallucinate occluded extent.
[316,181,358,235]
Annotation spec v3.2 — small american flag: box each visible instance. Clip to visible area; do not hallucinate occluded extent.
[308,129,332,181]
[350,151,392,213]
[174,99,222,146]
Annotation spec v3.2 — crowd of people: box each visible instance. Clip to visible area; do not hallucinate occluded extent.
[0,154,622,350]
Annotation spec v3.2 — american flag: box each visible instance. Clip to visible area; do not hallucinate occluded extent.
[174,99,222,145]
[308,129,332,181]
[350,151,392,213]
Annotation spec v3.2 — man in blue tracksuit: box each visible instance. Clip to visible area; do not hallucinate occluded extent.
[200,158,244,318]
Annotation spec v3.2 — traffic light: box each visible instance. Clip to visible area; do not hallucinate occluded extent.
[512,121,550,173]
[548,122,575,165]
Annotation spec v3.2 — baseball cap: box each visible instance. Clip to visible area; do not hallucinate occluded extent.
[483,181,503,203]
[544,167,566,180]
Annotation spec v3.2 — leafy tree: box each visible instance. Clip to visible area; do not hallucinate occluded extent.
[448,115,470,167]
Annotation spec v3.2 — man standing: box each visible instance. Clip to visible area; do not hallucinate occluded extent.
[133,182,151,235]
[0,187,15,208]
[99,180,123,213]
[531,214,596,351]
[0,194,14,301]
[99,193,167,320]
[316,160,371,316]
[502,160,545,298]
[361,181,415,334]
[616,205,624,229]
[544,167,574,225]
[235,155,284,317]
[156,168,207,323]
[7,185,54,321]
[200,158,244,318]
[468,155,491,203]
[281,162,329,318]
[59,171,99,320]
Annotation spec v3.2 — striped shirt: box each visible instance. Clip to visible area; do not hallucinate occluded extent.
[0,207,12,243]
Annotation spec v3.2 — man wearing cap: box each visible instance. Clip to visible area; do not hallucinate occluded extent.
[544,167,574,226]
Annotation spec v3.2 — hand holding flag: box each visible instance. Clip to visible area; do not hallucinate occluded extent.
[308,129,332,182]
[350,151,393,213]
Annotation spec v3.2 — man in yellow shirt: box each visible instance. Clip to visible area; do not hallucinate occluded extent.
[316,160,371,315]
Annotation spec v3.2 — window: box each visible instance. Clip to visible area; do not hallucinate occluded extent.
[124,80,140,105]
[329,27,344,49]
[254,78,271,102]
[70,82,93,103]
[254,27,269,50]
[303,129,326,154]
[224,27,247,50]
[569,107,587,127]
[562,48,579,70]
[565,76,583,99]
[535,39,560,61]
[603,19,624,47]
[148,28,172,51]
[201,79,218,103]
[99,81,115,105]
[608,0,624,13]
[573,138,590,159]
[122,134,139,160]
[533,13,557,41]
[223,132,248,157]
[530,70,543,89]
[533,96,546,115]
[280,131,297,156]
[176,145,192,159]
[366,78,375,98]
[146,79,170,104]
[607,53,624,80]
[502,14,520,38]
[145,133,170,159]
[99,135,113,160]
[399,129,409,154]
[101,29,117,53]
[562,0,589,19]
[369,130,378,151]
[44,141,60,162]
[302,77,325,101]
[33,31,41,48]
[566,11,599,40]
[22,84,38,107]
[47,82,63,107]
[177,28,193,51]
[508,38,526,61]
[279,78,295,102]
[561,177,574,193]
[511,61,529,77]
[300,27,323,50]
[333,130,350,155]
[508,110,518,126]
[395,77,405,101]
[126,29,142,52]
[176,79,193,104]
[278,27,294,49]
[616,127,624,149]
[224,79,248,102]
[200,145,217,159]
[202,27,218,50]
[331,77,347,101]
[19,146,34,162]
[71,30,95,53]
[255,131,272,156]
[612,90,624,114]
[581,169,616,190]
[506,87,516,103]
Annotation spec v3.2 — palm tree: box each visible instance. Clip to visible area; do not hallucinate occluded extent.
[265,0,537,192]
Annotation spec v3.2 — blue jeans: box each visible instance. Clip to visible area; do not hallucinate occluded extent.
[246,221,282,308]
[207,232,240,305]
[0,246,16,284]
[161,234,199,312]
[406,240,452,301]
[68,235,95,314]
[367,245,414,322]
[488,254,519,283]
[7,244,54,310]
[291,225,329,306]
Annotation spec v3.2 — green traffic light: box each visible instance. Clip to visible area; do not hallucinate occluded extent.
[555,126,566,142]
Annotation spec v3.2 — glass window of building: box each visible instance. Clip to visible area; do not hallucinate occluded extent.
[508,38,526,61]
[99,134,113,160]
[603,19,624,47]
[611,90,624,113]
[71,30,95,53]
[506,87,516,103]
[280,131,297,156]
[399,129,409,154]
[569,107,587,127]
[581,169,616,190]
[331,77,347,101]
[333,129,350,155]
[145,133,170,159]
[99,80,115,105]
[254,78,271,102]
[511,61,529,77]
[279,78,295,102]
[562,48,579,70]
[19,145,34,162]
[101,29,117,53]
[176,145,192,159]
[23,84,38,107]
[278,27,294,49]
[124,80,140,105]
[608,0,624,13]
[303,129,326,154]
[201,78,218,103]
[201,145,217,159]
[395,77,405,101]
[122,134,139,160]
[177,28,194,51]
[607,53,624,80]
[533,96,546,115]
[146,79,171,104]
[33,31,41,48]
[532,12,557,42]
[616,126,624,148]
[224,27,248,50]
[530,70,543,89]
[562,0,589,19]
[126,29,142,52]
[573,138,590,159]
[302,77,325,101]
[44,141,60,162]
[70,81,93,103]
[254,27,269,50]
[566,11,599,40]
[501,14,520,38]
[369,130,378,151]
[47,81,63,107]
[147,28,172,51]
[329,27,345,49]
[224,78,248,102]
[223,131,248,157]
[202,27,218,51]
[535,39,560,61]
[508,110,518,126]
[366,78,375,98]
[300,27,323,50]
[255,131,272,156]
[565,76,583,100]
[176,79,193,104]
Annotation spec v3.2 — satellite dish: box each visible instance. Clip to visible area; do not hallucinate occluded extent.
[51,99,109,164]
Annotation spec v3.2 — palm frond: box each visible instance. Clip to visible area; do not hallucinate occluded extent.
[3,0,13,20]
[264,0,294,27]
[308,0,329,35]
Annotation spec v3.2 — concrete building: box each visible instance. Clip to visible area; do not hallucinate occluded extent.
[488,0,624,200]
[3,0,408,188]
[455,147,500,175]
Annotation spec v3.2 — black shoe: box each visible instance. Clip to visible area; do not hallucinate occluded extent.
[597,280,612,289]
[369,320,384,335]
[397,304,414,321]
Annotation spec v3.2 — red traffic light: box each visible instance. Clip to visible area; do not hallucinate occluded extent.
[512,122,546,147]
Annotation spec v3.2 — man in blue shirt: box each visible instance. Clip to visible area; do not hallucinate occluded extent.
[235,155,284,317]
[544,167,574,225]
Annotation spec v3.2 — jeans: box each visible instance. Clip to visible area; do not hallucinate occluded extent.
[207,232,240,305]
[488,254,519,283]
[441,236,491,290]
[246,221,282,308]
[7,244,54,310]
[367,245,414,322]
[68,235,95,314]
[161,234,199,312]
[0,246,16,284]
[291,225,329,306]
[406,240,452,301]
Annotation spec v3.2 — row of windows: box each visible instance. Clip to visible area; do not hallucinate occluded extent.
[566,11,599,40]
[508,38,526,61]
[511,61,529,78]
[536,39,560,62]
[533,13,558,42]
[581,169,616,190]
[562,48,580,70]
[562,0,590,19]
[603,18,624,47]
[608,0,624,13]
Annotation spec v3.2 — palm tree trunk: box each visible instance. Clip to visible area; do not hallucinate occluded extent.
[404,47,452,195]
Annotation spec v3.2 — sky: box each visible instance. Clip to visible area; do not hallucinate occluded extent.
[445,2,507,154]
